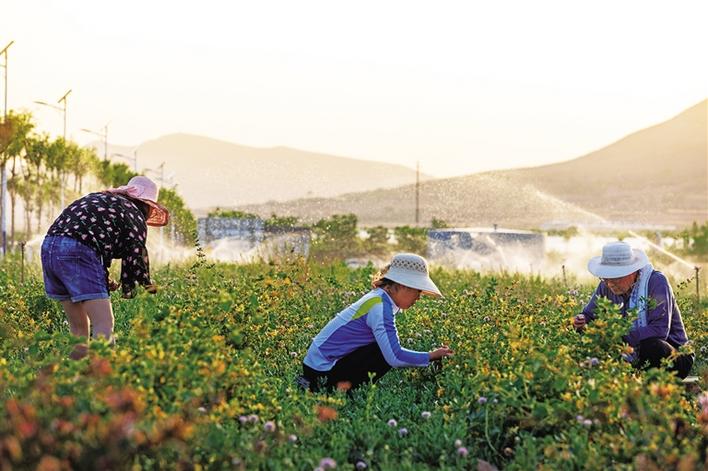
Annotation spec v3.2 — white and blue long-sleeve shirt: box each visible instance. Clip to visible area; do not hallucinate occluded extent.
[303,288,430,372]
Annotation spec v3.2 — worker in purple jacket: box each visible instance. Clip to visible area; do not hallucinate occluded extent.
[301,253,454,392]
[573,241,694,378]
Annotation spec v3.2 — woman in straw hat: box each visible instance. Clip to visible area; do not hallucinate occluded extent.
[41,176,169,359]
[573,241,694,378]
[301,253,454,392]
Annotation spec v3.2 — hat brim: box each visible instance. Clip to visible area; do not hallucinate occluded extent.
[142,200,170,227]
[587,249,649,278]
[384,270,442,298]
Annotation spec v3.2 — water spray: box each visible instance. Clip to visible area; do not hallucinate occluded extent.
[627,229,701,303]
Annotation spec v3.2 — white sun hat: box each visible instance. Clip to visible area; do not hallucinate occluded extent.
[587,241,650,279]
[383,253,442,297]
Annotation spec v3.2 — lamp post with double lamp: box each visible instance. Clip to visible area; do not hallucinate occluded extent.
[35,89,72,140]
[1,40,15,256]
[81,124,109,161]
[36,90,73,209]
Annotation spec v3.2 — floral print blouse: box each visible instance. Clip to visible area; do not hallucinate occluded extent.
[47,192,151,297]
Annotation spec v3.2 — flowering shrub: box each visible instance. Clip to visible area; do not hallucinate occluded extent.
[0,259,706,469]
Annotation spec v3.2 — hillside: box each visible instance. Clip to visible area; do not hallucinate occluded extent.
[239,100,707,228]
[98,134,431,209]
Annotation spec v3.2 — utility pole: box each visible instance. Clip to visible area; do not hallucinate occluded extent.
[1,40,14,257]
[415,161,420,225]
[58,89,71,140]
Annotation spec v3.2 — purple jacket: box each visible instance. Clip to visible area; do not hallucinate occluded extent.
[581,270,689,348]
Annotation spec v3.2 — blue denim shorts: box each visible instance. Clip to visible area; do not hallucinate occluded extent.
[41,236,109,302]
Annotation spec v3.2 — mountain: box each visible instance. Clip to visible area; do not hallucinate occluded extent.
[97,134,431,210]
[237,100,707,228]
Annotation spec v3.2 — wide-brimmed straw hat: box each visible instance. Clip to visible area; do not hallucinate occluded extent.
[383,253,442,297]
[587,241,649,279]
[106,176,170,227]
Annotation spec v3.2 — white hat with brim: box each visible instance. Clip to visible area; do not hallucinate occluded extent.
[587,241,649,279]
[383,253,442,297]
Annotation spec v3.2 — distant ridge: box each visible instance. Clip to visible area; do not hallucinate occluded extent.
[238,100,707,228]
[98,133,432,209]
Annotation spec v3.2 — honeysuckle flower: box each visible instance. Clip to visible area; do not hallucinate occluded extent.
[387,419,398,427]
[457,447,469,457]
[454,439,463,448]
[576,415,584,422]
[289,351,298,357]
[263,421,275,432]
[288,434,298,443]
[398,427,408,437]
[583,419,592,427]
[421,411,432,419]
[197,407,207,414]
[248,414,259,424]
[238,415,248,425]
[355,461,367,470]
[319,457,337,469]
[478,396,488,404]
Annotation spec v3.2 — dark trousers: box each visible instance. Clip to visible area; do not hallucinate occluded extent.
[636,338,694,379]
[302,342,392,392]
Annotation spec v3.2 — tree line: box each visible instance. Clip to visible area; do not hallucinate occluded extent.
[207,208,450,261]
[0,111,195,247]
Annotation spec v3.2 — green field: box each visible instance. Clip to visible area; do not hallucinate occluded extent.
[1,257,707,470]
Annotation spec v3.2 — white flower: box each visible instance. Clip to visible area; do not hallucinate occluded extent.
[421,411,432,419]
[398,427,408,437]
[387,418,398,427]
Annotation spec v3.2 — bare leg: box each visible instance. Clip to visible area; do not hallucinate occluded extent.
[60,300,90,360]
[84,299,115,344]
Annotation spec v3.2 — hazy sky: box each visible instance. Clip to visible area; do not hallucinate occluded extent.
[2,0,706,177]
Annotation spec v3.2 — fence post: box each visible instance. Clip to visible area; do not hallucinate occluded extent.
[695,266,701,306]
[20,240,26,283]
[562,264,567,287]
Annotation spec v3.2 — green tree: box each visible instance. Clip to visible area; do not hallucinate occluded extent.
[365,226,390,255]
[394,225,428,254]
[158,187,197,245]
[207,208,258,219]
[264,213,299,229]
[1,111,35,242]
[311,213,359,260]
[431,217,448,229]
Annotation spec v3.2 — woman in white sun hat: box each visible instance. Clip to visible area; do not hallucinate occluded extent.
[301,253,454,392]
[41,176,169,360]
[573,241,693,378]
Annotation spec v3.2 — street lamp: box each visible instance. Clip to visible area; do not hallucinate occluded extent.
[35,88,71,140]
[81,124,109,160]
[111,149,138,172]
[1,40,14,256]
